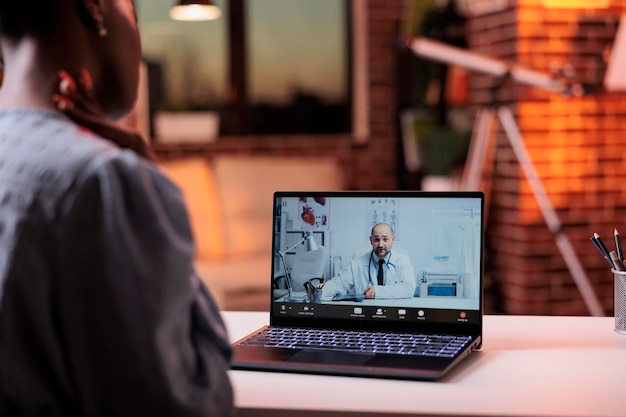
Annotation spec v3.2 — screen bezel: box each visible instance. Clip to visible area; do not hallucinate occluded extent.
[268,190,484,338]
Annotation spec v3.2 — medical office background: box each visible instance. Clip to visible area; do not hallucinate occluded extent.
[276,195,481,308]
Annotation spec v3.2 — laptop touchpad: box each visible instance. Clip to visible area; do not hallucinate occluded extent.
[288,350,374,366]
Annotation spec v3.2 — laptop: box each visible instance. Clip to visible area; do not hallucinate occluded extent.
[231,190,484,380]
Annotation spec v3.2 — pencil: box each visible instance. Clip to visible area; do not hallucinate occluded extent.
[590,235,614,268]
[615,228,623,262]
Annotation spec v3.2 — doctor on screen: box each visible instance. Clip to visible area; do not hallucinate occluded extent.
[320,223,416,299]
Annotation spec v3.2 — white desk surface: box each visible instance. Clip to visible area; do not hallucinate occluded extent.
[223,311,626,417]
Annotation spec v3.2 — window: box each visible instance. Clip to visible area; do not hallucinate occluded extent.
[136,0,227,112]
[136,0,351,137]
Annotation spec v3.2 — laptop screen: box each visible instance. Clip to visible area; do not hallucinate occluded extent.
[271,191,483,328]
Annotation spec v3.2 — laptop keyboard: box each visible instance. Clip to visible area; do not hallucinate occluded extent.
[241,327,472,358]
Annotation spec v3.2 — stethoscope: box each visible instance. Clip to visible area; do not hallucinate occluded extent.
[368,250,393,285]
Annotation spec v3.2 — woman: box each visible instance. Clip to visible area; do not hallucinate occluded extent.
[0,1,233,415]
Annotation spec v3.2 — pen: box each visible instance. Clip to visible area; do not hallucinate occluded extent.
[590,234,614,268]
[610,251,625,271]
[615,228,624,262]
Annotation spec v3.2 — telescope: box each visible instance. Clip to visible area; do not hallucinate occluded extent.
[405,36,589,97]
[403,35,606,316]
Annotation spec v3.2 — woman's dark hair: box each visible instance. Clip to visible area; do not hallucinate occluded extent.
[0,1,65,39]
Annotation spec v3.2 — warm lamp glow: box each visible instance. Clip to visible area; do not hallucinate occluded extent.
[540,0,608,8]
[170,1,221,21]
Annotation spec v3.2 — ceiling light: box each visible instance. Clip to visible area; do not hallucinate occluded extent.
[170,0,221,21]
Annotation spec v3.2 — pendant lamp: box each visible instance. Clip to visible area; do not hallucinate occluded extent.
[170,0,221,21]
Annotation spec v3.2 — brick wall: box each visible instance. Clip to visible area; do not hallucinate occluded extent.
[468,0,626,315]
[154,0,408,192]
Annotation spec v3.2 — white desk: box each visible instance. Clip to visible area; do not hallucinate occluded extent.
[223,311,626,417]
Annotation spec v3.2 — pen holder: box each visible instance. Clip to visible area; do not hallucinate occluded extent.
[611,269,626,335]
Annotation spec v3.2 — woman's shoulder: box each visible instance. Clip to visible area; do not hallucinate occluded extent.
[0,108,118,170]
[0,108,171,204]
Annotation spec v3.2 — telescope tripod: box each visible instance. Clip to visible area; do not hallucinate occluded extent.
[460,105,604,316]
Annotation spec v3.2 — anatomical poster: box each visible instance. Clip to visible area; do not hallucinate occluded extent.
[298,196,330,230]
[366,198,400,240]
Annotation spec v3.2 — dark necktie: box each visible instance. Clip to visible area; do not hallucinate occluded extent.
[377,259,385,285]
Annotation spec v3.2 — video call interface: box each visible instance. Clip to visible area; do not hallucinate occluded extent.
[272,194,483,325]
